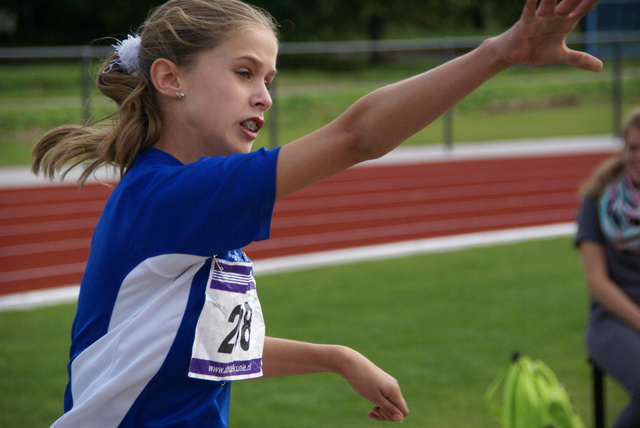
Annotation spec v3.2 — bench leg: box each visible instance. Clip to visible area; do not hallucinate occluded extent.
[592,362,605,428]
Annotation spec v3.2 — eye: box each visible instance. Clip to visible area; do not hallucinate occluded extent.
[265,79,274,91]
[236,70,251,79]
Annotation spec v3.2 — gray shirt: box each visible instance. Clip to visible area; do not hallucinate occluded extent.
[575,195,640,308]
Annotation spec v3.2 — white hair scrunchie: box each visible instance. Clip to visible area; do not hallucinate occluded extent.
[113,34,141,74]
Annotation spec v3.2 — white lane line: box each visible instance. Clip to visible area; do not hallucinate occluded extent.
[0,222,576,311]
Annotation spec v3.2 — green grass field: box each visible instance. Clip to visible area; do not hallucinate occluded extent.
[1,56,639,167]
[0,237,628,427]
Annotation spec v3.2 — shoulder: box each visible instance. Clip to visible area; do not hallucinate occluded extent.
[575,194,604,246]
[121,147,280,193]
[577,194,600,225]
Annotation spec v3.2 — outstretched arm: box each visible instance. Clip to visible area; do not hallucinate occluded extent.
[261,337,409,422]
[275,0,602,199]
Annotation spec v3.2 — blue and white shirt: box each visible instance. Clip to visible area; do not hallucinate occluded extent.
[52,147,280,427]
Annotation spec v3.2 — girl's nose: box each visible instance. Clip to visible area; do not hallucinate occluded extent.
[252,84,273,111]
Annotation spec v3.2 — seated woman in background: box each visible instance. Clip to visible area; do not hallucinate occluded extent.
[575,106,640,428]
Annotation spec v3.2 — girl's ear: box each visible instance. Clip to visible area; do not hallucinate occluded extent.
[150,58,184,98]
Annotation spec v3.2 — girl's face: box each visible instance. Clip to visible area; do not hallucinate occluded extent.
[624,125,640,188]
[177,27,278,158]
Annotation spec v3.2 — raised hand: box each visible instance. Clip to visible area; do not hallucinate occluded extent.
[494,0,603,71]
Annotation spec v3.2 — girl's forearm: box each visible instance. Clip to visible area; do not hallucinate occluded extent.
[259,337,409,422]
[260,337,348,378]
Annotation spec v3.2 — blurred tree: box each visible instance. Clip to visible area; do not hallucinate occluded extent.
[0,0,525,46]
[252,0,523,42]
[99,0,157,38]
[252,0,428,42]
[1,0,154,46]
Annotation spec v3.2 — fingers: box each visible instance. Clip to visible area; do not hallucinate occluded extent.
[367,406,406,423]
[368,387,409,422]
[556,0,600,18]
[387,389,410,419]
[565,50,604,72]
[361,377,409,422]
[554,0,584,16]
[536,0,558,17]
[368,407,389,421]
[536,0,600,19]
[520,0,538,21]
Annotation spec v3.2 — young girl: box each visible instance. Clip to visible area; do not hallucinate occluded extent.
[33,0,602,426]
[576,107,640,428]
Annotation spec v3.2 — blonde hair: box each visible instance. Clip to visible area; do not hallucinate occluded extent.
[581,106,640,198]
[32,0,278,185]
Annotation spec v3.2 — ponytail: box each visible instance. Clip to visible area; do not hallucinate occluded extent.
[31,53,161,186]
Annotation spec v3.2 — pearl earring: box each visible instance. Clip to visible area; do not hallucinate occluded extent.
[176,92,185,99]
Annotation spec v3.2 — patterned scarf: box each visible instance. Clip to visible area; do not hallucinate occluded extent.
[598,173,640,253]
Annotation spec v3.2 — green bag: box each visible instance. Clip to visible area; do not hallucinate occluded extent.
[485,353,586,428]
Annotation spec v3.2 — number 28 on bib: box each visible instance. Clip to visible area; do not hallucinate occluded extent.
[189,256,265,382]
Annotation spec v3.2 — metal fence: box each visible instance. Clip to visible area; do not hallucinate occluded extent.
[1,31,639,148]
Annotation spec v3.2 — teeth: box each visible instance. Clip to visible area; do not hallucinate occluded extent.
[241,120,259,132]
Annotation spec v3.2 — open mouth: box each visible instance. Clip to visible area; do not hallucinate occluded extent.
[241,119,261,133]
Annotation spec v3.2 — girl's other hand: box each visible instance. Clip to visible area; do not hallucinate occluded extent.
[337,347,409,422]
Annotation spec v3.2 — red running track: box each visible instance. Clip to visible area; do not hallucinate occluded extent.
[0,150,615,296]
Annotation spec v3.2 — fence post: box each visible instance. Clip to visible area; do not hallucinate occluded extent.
[443,39,455,151]
[612,41,623,139]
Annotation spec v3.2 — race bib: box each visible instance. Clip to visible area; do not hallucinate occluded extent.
[189,255,265,381]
